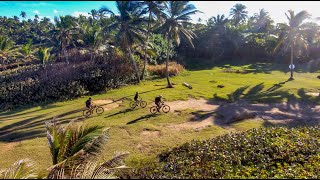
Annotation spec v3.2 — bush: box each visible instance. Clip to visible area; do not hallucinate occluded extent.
[0,53,135,110]
[129,126,320,179]
[147,62,185,77]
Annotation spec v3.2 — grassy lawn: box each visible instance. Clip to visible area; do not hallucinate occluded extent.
[0,62,319,176]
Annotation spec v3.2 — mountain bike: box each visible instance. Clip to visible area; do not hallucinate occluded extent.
[83,105,104,117]
[150,101,170,114]
[129,98,147,109]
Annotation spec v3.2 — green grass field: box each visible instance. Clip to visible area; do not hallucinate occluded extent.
[0,62,320,176]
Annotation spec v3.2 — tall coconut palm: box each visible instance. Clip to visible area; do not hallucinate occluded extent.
[0,36,19,66]
[140,1,165,80]
[157,1,200,88]
[252,9,273,33]
[81,22,103,61]
[99,1,147,83]
[34,15,39,24]
[89,9,99,20]
[52,15,79,64]
[13,16,19,22]
[209,14,229,33]
[273,10,310,80]
[20,11,27,20]
[229,3,248,26]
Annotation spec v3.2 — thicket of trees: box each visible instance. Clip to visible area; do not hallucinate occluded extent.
[1,1,320,103]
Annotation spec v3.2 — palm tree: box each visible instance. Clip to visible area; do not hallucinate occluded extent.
[0,36,19,66]
[52,15,79,64]
[20,11,27,20]
[99,1,148,83]
[13,16,19,22]
[140,1,165,80]
[19,39,36,62]
[229,3,248,26]
[81,22,103,61]
[89,9,98,20]
[45,119,110,178]
[273,10,310,80]
[55,153,130,179]
[157,1,200,88]
[252,9,273,33]
[38,47,51,67]
[209,14,229,33]
[34,15,39,24]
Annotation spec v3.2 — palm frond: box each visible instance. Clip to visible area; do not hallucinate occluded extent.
[0,159,37,179]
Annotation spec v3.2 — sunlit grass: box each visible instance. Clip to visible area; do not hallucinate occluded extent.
[0,62,319,176]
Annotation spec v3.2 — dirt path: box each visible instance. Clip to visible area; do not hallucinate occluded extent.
[93,99,123,111]
[164,98,320,131]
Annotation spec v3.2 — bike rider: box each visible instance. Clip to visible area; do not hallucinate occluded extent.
[85,97,93,109]
[134,92,139,102]
[155,95,163,112]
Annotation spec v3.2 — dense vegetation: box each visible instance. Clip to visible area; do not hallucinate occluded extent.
[1,1,320,110]
[129,126,320,179]
[1,1,320,179]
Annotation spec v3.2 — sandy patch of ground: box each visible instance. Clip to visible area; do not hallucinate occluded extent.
[164,98,320,131]
[93,99,123,111]
[167,116,214,131]
[140,130,161,139]
[0,142,19,153]
[306,92,319,96]
[165,98,219,112]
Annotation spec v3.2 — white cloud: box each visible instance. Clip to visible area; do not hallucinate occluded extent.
[33,10,40,14]
[72,11,90,17]
[53,9,59,14]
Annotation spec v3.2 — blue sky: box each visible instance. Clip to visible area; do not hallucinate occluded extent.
[0,1,319,24]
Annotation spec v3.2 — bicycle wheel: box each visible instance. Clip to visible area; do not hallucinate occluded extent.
[130,101,137,109]
[83,109,92,117]
[162,105,170,113]
[96,106,104,115]
[140,101,147,108]
[150,106,158,114]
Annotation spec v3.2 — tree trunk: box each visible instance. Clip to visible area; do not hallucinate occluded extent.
[140,12,152,81]
[289,44,294,80]
[166,36,173,88]
[128,47,140,83]
[64,49,69,64]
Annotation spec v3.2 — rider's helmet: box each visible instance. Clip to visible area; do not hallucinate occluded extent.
[159,95,163,98]
[136,92,138,94]
[89,97,92,100]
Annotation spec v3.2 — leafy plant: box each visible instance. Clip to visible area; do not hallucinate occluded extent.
[131,126,320,179]
[0,159,37,179]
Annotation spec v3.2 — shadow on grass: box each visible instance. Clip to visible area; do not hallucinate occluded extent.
[126,114,159,125]
[213,82,292,103]
[211,87,320,128]
[105,108,133,118]
[0,108,85,142]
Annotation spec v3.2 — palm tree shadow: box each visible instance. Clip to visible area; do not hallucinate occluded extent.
[105,108,133,118]
[126,114,159,125]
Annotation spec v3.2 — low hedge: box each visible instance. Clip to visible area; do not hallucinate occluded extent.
[0,55,135,110]
[128,126,320,179]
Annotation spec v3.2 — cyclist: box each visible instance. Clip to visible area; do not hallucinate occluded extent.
[134,92,139,102]
[85,97,93,109]
[155,95,163,112]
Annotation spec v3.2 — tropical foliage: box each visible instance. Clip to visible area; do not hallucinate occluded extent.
[130,126,320,179]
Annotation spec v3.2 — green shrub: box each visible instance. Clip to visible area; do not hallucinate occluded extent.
[0,54,135,110]
[130,126,320,179]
